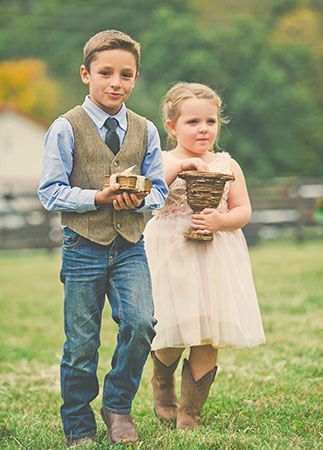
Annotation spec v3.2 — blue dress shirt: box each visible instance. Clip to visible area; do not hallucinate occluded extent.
[38,96,168,213]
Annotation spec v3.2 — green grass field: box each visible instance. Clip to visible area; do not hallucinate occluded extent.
[0,241,322,449]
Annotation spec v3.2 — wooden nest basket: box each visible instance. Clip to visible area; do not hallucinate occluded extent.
[104,174,152,194]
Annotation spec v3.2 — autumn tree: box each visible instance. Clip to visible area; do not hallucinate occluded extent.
[0,59,61,119]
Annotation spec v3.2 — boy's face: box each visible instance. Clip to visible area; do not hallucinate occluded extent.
[80,49,138,115]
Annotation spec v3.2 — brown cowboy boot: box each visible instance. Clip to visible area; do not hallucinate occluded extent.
[100,408,138,444]
[177,358,217,430]
[151,352,181,421]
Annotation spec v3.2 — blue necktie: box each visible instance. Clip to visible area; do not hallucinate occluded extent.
[104,117,120,155]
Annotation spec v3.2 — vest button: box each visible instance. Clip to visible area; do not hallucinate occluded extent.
[113,161,119,167]
[116,223,121,229]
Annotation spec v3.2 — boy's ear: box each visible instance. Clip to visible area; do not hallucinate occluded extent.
[165,119,176,136]
[80,65,90,85]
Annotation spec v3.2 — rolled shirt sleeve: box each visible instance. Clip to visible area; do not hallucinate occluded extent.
[38,118,98,213]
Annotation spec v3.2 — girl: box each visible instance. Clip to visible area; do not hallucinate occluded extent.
[144,82,265,430]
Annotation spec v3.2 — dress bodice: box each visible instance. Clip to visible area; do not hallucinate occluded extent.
[154,151,232,218]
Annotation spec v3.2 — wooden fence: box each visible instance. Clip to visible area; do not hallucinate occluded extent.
[0,189,61,250]
[244,178,323,244]
[0,177,322,250]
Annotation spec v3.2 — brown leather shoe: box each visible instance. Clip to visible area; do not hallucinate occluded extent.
[66,435,96,447]
[101,408,139,443]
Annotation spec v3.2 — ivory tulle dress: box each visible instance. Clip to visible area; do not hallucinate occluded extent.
[144,151,265,351]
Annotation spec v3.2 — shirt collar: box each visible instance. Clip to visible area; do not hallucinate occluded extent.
[82,95,127,131]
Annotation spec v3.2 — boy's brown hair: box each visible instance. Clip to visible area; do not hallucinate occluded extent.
[83,29,141,73]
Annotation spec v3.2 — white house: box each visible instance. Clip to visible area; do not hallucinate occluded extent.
[0,105,49,190]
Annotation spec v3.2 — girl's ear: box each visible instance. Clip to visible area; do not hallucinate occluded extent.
[80,65,90,85]
[165,119,176,136]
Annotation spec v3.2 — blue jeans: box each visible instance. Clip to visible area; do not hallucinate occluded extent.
[60,227,156,441]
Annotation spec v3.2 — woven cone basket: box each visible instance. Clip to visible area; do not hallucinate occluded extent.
[178,171,235,241]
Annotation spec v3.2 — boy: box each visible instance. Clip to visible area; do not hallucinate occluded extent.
[38,30,168,446]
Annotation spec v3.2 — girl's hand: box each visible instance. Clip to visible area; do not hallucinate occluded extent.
[164,155,209,186]
[191,208,223,233]
[181,158,209,172]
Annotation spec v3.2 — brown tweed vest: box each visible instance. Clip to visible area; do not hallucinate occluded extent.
[61,105,148,245]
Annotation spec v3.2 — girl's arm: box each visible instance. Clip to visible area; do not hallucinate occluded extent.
[164,156,209,186]
[191,158,252,233]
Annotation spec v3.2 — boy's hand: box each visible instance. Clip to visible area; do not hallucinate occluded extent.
[113,191,149,210]
[191,208,223,234]
[95,184,121,205]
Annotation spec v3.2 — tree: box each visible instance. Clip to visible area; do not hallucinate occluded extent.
[0,59,61,119]
[0,0,322,178]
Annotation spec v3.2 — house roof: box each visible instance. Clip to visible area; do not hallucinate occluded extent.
[0,104,50,130]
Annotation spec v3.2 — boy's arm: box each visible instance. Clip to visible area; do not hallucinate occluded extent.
[134,121,168,212]
[38,118,100,213]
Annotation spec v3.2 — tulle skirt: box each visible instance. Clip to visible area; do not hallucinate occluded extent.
[144,214,265,350]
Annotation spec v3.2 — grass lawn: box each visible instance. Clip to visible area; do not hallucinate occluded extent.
[0,241,322,449]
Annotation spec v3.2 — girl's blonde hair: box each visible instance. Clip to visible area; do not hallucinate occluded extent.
[162,82,228,148]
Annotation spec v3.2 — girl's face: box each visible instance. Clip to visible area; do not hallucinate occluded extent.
[167,98,219,156]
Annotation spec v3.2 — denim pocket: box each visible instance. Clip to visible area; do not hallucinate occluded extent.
[63,227,82,249]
